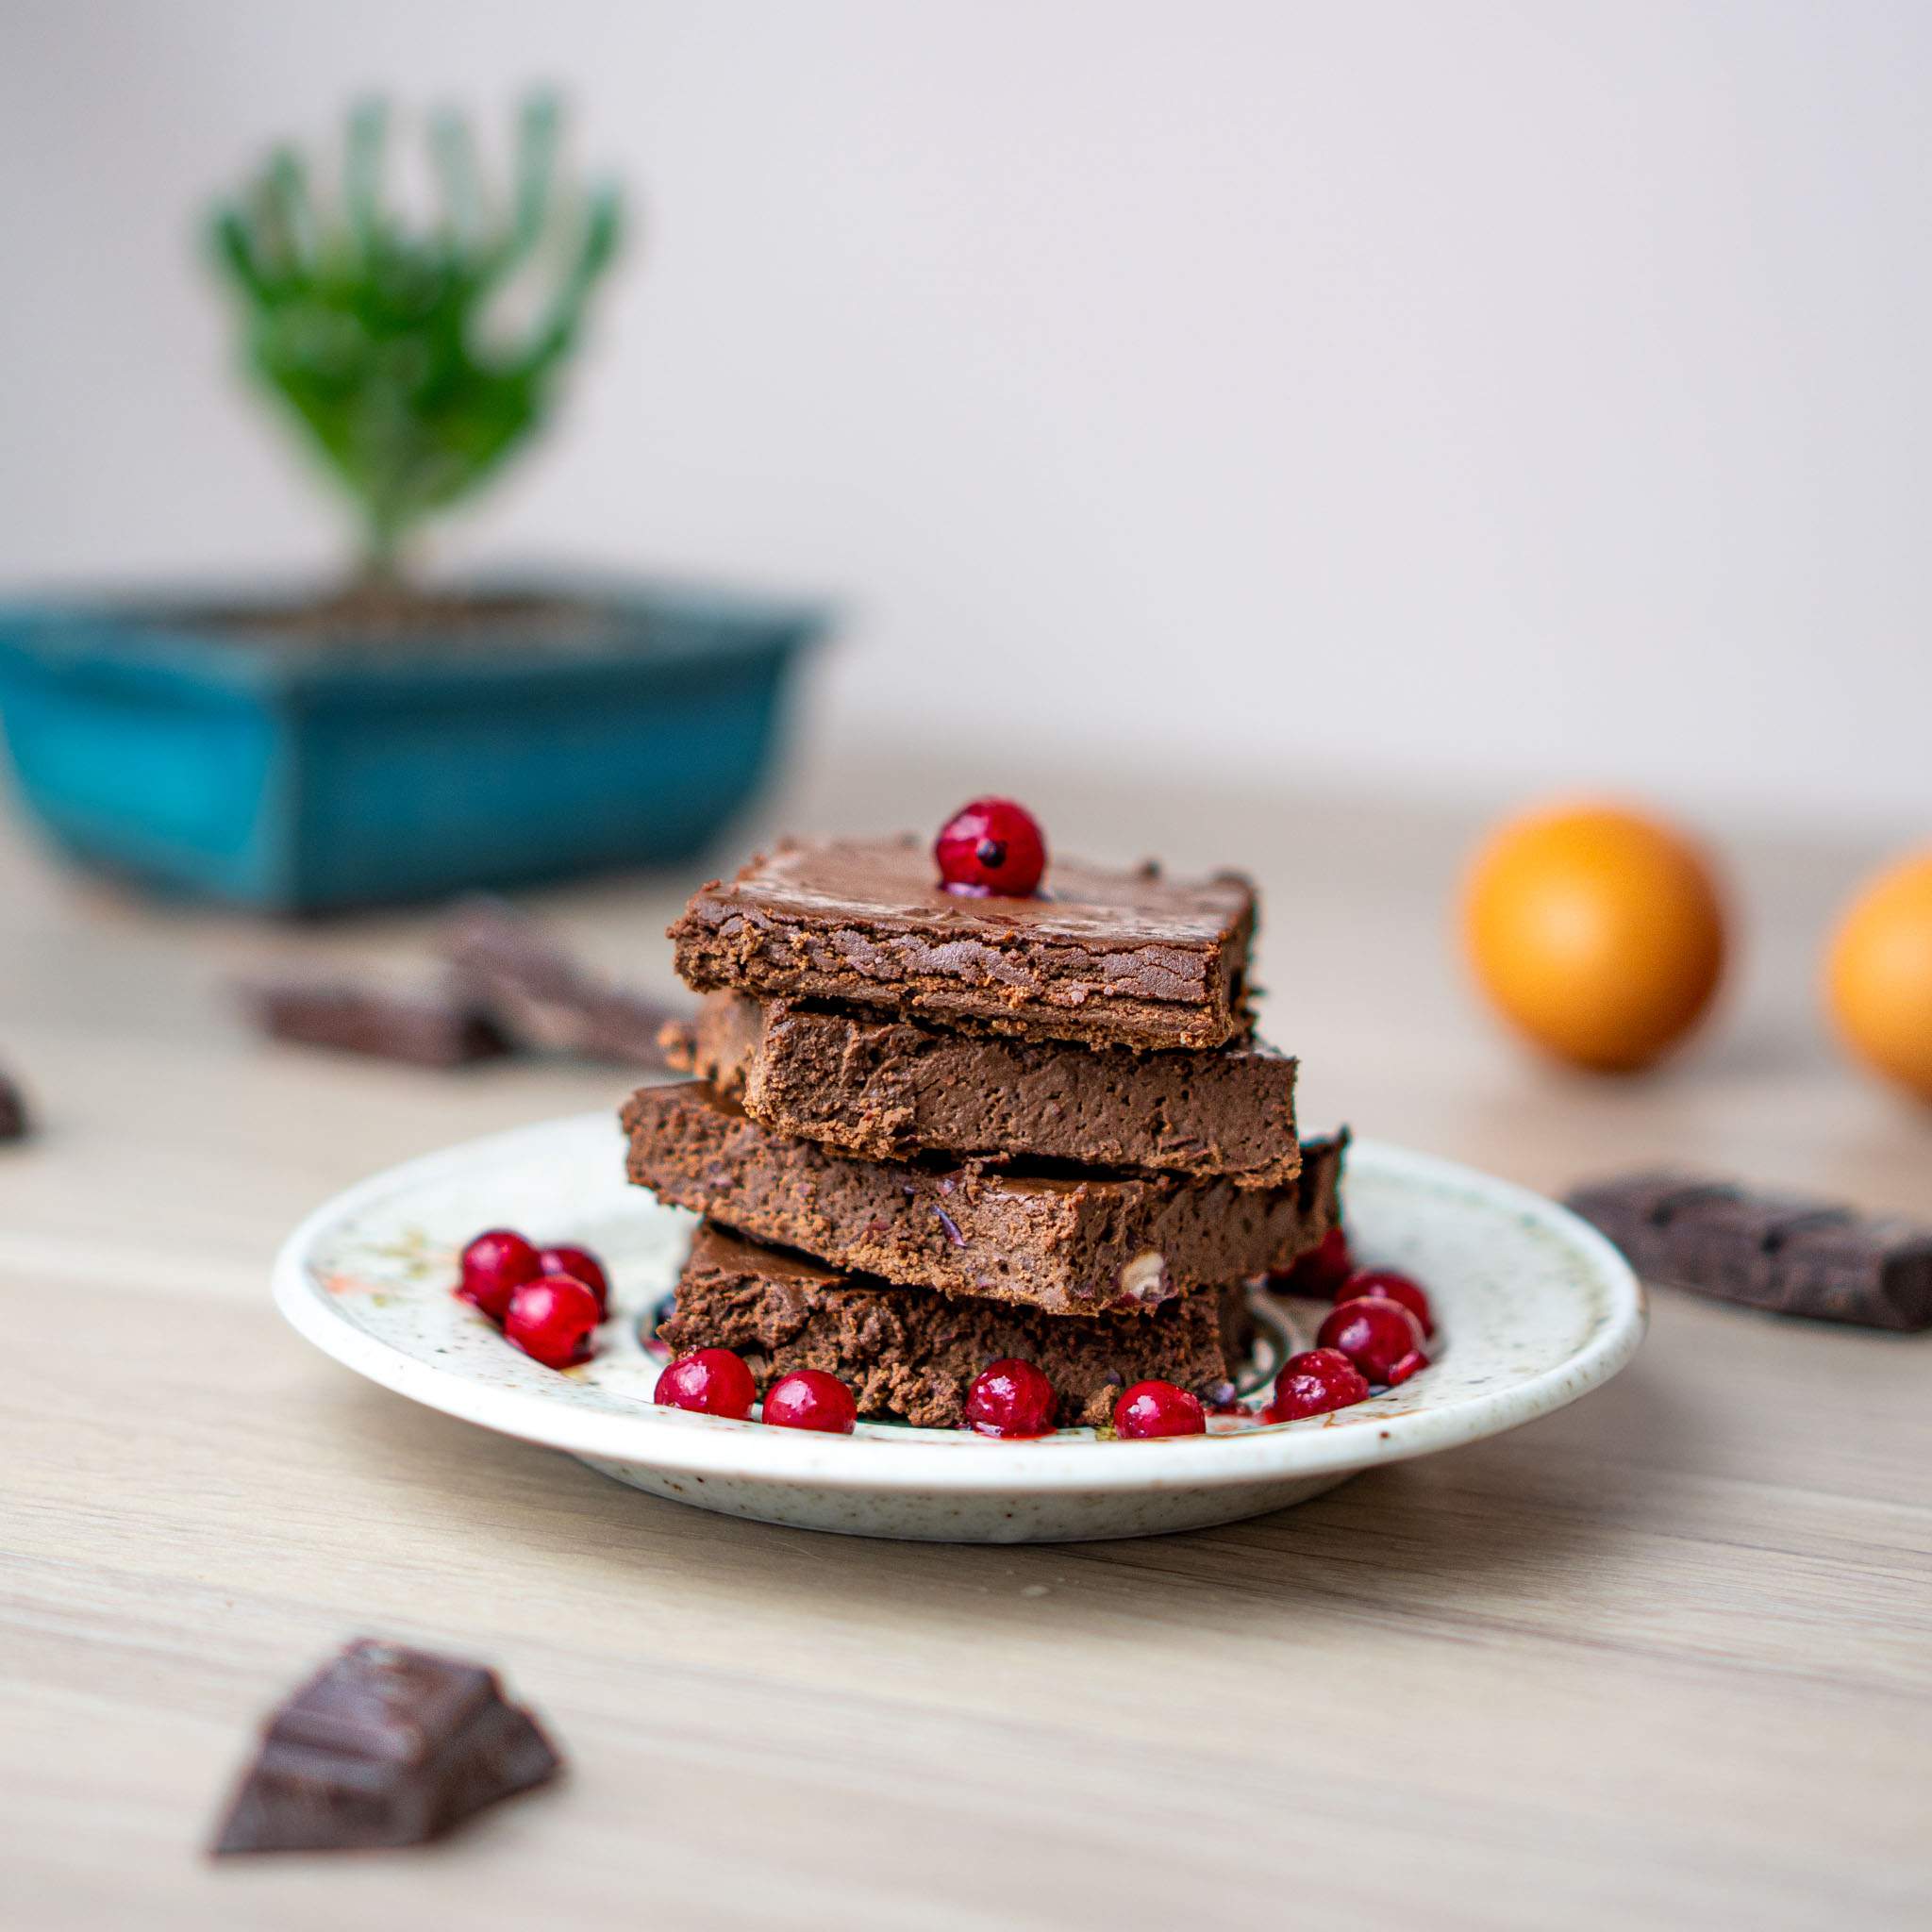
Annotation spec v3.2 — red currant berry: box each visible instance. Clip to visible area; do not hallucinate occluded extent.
[1268,1347,1371,1421]
[536,1243,609,1315]
[1341,1267,1434,1338]
[1316,1296,1429,1385]
[1113,1380,1207,1440]
[1269,1225,1353,1295]
[457,1228,541,1324]
[503,1274,601,1370]
[761,1369,858,1434]
[963,1357,1057,1438]
[934,798,1047,898]
[656,1347,757,1419]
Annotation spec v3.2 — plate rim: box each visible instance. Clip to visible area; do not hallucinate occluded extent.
[272,1112,1646,1495]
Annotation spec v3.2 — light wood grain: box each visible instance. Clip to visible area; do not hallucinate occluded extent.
[2,741,1928,1931]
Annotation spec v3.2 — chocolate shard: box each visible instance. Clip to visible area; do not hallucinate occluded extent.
[242,976,511,1069]
[0,1070,28,1142]
[212,1640,561,1855]
[444,898,687,1069]
[1566,1171,1932,1332]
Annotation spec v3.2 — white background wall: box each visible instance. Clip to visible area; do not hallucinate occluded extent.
[2,0,1928,827]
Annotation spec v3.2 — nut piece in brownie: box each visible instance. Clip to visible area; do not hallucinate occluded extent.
[660,1221,1257,1428]
[661,991,1299,1186]
[1568,1171,1932,1331]
[668,835,1256,1051]
[622,1078,1342,1317]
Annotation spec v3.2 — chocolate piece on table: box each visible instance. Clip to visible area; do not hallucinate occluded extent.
[0,1070,28,1142]
[663,991,1300,1185]
[622,1078,1343,1318]
[212,1639,560,1855]
[660,1220,1258,1427]
[668,835,1257,1051]
[1566,1172,1932,1331]
[245,978,510,1068]
[445,898,684,1068]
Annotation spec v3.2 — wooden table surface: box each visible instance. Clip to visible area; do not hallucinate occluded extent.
[3,742,1928,1930]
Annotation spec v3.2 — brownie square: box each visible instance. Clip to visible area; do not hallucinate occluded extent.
[661,991,1299,1185]
[659,1221,1258,1428]
[621,1079,1342,1318]
[668,835,1257,1050]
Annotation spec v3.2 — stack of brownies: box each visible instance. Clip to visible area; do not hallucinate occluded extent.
[622,830,1342,1428]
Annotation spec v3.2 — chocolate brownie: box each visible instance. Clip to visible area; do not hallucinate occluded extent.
[659,1221,1259,1427]
[1568,1171,1932,1330]
[212,1640,560,1855]
[660,991,1300,1185]
[668,835,1256,1050]
[622,1079,1342,1316]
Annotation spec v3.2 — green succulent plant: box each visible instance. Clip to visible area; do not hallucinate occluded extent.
[210,93,622,579]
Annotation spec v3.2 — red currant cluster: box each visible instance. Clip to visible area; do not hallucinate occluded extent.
[457,1228,610,1368]
[1265,1229,1435,1421]
[652,1346,1211,1441]
[458,1216,1433,1437]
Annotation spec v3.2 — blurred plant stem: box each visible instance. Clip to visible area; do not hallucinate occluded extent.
[208,93,623,586]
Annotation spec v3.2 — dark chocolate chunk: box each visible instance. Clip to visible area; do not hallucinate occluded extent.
[212,1639,560,1855]
[1567,1171,1932,1331]
[243,977,510,1068]
[0,1070,28,1142]
[445,898,686,1068]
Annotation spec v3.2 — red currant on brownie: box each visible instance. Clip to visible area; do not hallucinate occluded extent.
[963,1357,1057,1438]
[656,1348,757,1420]
[1316,1296,1428,1386]
[456,1228,541,1324]
[1269,1347,1371,1421]
[504,1274,601,1370]
[1339,1266,1433,1337]
[761,1369,858,1434]
[934,798,1047,898]
[536,1242,610,1316]
[1113,1380,1207,1439]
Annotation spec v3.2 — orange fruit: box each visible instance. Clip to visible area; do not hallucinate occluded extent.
[1462,802,1727,1073]
[1825,849,1932,1104]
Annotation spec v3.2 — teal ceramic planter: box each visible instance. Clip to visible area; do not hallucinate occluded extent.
[0,579,824,911]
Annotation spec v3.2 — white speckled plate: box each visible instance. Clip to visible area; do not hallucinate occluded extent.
[272,1113,1644,1543]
